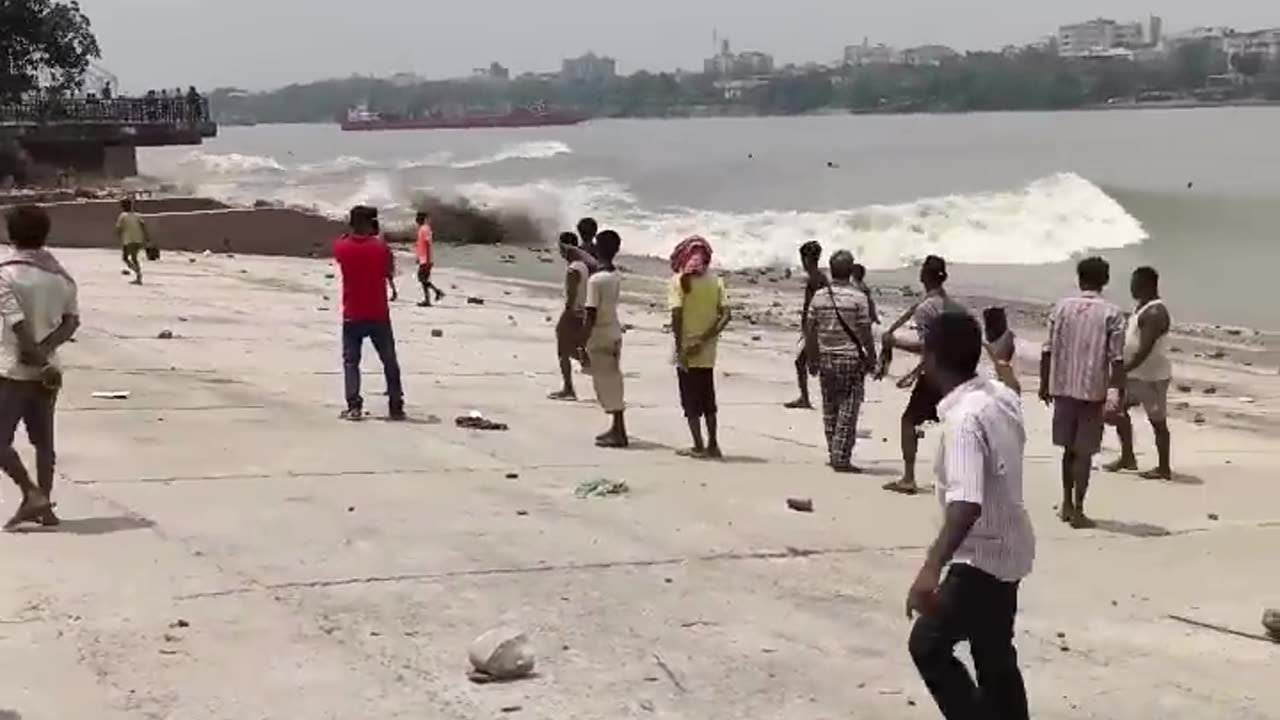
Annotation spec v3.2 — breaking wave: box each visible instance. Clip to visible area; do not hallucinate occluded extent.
[150,143,1145,270]
[168,139,573,179]
[447,140,572,169]
[451,172,1146,269]
[176,151,287,175]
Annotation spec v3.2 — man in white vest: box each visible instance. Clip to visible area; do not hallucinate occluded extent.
[1105,266,1173,480]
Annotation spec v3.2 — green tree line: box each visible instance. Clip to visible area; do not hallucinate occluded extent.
[211,43,1280,124]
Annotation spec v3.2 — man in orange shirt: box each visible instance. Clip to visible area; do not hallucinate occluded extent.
[414,211,445,307]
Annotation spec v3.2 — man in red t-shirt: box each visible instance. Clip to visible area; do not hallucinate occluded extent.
[333,205,405,420]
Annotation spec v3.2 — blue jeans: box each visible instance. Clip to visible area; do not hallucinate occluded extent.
[342,320,404,411]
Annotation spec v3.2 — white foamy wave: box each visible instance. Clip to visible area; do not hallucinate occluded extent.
[298,155,378,174]
[454,172,1145,269]
[448,140,572,169]
[177,151,286,175]
[395,152,456,170]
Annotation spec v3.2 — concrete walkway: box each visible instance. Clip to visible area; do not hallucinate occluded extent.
[1,249,1276,719]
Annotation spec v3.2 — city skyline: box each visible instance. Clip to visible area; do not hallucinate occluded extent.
[79,0,1277,90]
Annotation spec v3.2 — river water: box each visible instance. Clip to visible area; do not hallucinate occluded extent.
[139,108,1280,329]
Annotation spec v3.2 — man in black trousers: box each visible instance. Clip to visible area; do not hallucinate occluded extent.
[906,311,1035,720]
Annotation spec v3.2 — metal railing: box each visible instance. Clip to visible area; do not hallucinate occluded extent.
[0,96,211,126]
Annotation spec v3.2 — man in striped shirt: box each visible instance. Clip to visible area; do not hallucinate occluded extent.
[907,311,1034,720]
[804,250,874,472]
[1040,257,1125,529]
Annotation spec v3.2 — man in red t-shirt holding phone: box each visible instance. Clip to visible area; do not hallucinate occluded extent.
[333,205,405,421]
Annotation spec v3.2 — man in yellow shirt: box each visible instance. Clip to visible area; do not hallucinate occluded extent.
[669,236,730,459]
[115,198,149,285]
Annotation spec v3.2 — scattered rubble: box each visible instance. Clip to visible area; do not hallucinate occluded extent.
[157,329,174,340]
[786,497,814,513]
[575,478,630,499]
[1263,609,1280,641]
[456,412,508,431]
[430,329,444,338]
[468,627,536,681]
[467,297,485,305]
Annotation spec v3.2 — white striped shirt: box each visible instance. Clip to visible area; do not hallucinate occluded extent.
[934,377,1036,582]
[1045,292,1125,402]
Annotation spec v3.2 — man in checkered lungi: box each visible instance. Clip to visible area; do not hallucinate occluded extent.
[804,250,876,473]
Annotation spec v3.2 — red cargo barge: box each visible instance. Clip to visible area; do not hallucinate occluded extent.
[341,105,587,131]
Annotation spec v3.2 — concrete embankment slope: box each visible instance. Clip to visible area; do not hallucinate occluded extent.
[0,248,1276,719]
[0,197,345,257]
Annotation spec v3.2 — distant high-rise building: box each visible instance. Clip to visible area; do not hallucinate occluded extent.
[1149,15,1164,48]
[561,52,617,83]
[1057,18,1144,57]
[704,37,775,77]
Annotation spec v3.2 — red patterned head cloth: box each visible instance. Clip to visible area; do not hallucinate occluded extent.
[670,235,712,275]
[670,235,713,292]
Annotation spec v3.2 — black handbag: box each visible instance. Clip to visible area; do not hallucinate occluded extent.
[145,246,161,261]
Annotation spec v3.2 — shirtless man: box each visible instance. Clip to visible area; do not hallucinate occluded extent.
[785,241,828,410]
[550,232,590,400]
[1105,266,1173,479]
[882,255,966,495]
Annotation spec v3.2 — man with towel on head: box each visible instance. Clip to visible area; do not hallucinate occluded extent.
[669,236,730,459]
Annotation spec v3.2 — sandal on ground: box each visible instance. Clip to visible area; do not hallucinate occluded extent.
[881,479,919,495]
[783,399,813,410]
[832,464,866,474]
[1103,458,1138,473]
[595,435,629,449]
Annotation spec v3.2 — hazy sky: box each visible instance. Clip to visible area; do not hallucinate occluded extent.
[79,0,1276,91]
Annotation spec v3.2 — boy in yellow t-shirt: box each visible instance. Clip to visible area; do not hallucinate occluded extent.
[669,270,730,458]
[115,198,149,285]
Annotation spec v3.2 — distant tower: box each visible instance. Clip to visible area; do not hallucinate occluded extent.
[1149,15,1163,48]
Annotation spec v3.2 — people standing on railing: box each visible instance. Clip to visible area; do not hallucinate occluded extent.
[186,87,204,124]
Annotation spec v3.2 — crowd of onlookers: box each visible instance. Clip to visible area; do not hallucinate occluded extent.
[0,85,208,126]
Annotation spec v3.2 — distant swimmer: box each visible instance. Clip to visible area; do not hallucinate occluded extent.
[1186,181,1194,189]
[827,161,840,169]
[747,153,754,159]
